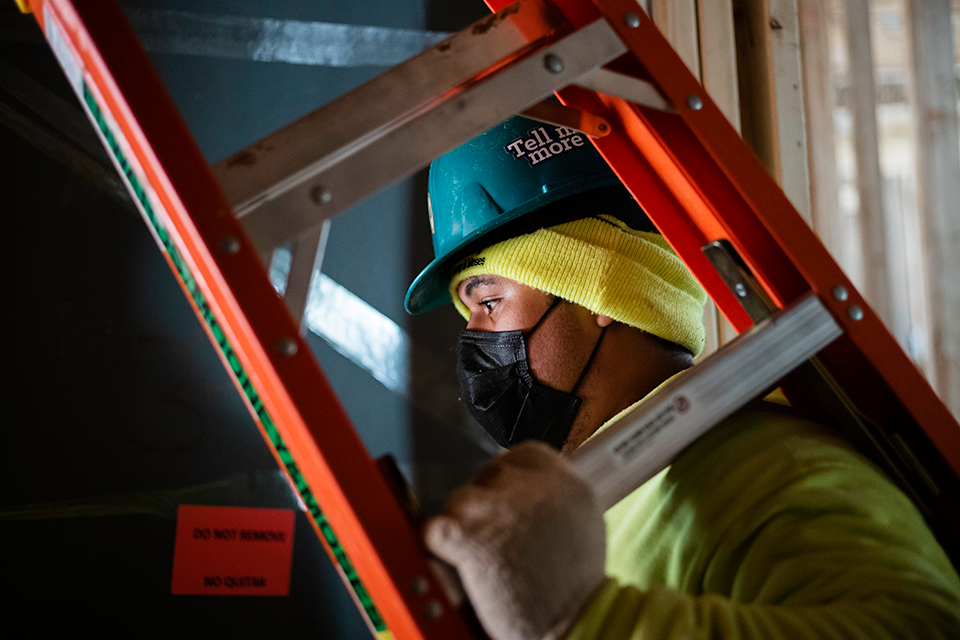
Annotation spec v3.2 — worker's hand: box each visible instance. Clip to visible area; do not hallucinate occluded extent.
[424,441,606,640]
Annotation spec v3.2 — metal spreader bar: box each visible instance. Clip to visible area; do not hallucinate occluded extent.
[571,293,843,510]
[26,0,960,636]
[213,1,628,255]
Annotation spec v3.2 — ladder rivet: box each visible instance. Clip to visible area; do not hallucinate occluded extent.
[544,53,564,74]
[687,95,703,110]
[411,576,429,595]
[311,185,332,205]
[624,12,641,28]
[219,236,241,254]
[734,283,747,298]
[424,601,443,619]
[277,338,298,356]
[832,285,848,301]
[848,305,864,321]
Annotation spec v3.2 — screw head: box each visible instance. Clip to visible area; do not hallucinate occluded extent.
[219,236,241,254]
[544,53,564,74]
[624,12,641,28]
[832,285,849,301]
[311,185,332,205]
[848,305,864,321]
[277,338,298,356]
[424,601,443,619]
[687,95,703,110]
[410,576,429,595]
[734,283,747,298]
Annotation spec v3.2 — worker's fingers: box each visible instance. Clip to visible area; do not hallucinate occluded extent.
[507,439,565,461]
[495,440,563,472]
[440,483,516,550]
[439,442,593,542]
[473,440,570,489]
[423,441,607,640]
[423,515,469,565]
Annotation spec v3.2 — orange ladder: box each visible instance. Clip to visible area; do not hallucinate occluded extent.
[25,0,959,638]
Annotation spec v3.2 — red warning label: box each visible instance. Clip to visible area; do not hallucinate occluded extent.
[171,505,295,596]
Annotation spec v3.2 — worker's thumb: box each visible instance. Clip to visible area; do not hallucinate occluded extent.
[421,445,606,640]
[424,515,470,565]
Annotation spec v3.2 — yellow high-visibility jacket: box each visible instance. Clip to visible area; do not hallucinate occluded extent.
[567,406,960,639]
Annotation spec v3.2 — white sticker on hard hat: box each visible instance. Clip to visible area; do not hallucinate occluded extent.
[504,126,586,167]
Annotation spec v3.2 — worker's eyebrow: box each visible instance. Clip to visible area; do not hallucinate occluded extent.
[462,276,498,299]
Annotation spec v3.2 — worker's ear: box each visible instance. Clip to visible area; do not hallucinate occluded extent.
[595,314,614,328]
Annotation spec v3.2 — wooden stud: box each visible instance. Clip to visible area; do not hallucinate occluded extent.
[842,0,894,327]
[732,0,780,181]
[698,0,742,133]
[767,0,812,222]
[798,0,841,256]
[696,0,742,348]
[650,0,701,77]
[904,0,960,418]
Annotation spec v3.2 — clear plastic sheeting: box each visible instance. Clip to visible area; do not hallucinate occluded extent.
[268,247,411,395]
[124,9,450,67]
[304,272,410,395]
[0,470,300,521]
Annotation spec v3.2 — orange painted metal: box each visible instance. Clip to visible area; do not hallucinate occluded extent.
[583,0,960,483]
[28,1,483,638]
[30,0,960,634]
[483,0,960,491]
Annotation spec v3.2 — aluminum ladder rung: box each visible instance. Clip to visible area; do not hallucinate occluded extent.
[571,293,842,509]
[212,6,628,254]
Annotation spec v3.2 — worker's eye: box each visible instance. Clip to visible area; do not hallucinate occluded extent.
[479,298,498,314]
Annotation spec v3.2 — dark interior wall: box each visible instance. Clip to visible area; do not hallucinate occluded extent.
[4,0,493,635]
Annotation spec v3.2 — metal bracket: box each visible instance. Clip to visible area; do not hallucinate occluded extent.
[213,8,629,255]
[702,239,777,322]
[574,67,675,113]
[520,99,611,137]
[703,239,942,512]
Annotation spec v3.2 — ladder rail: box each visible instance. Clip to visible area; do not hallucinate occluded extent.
[28,1,485,638]
[214,10,628,255]
[28,0,960,634]
[481,0,960,554]
[497,0,960,478]
[212,0,566,221]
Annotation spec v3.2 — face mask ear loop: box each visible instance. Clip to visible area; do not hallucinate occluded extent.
[525,296,563,338]
[569,325,608,396]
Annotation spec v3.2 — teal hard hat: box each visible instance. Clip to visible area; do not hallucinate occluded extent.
[405,115,623,314]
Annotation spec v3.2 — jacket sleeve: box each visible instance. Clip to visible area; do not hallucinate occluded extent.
[565,411,960,640]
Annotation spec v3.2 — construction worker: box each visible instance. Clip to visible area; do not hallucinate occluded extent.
[404,115,960,640]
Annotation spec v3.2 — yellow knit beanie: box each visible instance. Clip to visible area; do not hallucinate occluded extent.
[448,215,708,357]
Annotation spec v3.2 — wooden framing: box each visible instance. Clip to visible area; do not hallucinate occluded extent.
[650,0,699,74]
[904,0,960,418]
[798,0,841,257]
[696,0,742,349]
[28,0,960,636]
[26,1,484,637]
[766,0,811,221]
[843,0,894,328]
[650,0,743,354]
[697,0,742,132]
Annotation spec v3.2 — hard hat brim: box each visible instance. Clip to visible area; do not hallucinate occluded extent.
[404,178,621,314]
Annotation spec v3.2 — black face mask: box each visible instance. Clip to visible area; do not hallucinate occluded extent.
[456,298,607,450]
